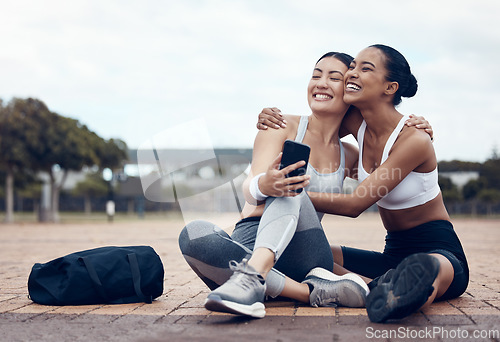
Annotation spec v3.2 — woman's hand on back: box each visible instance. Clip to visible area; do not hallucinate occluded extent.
[405,114,434,141]
[257,107,287,130]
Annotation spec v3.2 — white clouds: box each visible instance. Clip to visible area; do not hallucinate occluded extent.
[0,0,499,161]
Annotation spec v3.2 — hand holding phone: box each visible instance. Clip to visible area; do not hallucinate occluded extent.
[279,140,310,193]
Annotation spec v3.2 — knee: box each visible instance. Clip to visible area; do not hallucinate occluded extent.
[178,220,216,253]
[178,225,190,253]
[429,253,455,297]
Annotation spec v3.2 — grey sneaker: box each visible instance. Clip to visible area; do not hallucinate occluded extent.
[204,259,266,318]
[303,268,370,308]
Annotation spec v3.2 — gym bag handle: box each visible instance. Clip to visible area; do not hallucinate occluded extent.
[80,253,152,303]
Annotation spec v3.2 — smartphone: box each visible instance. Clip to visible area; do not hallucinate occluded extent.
[279,140,311,193]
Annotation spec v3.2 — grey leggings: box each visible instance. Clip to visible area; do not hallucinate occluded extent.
[178,193,334,298]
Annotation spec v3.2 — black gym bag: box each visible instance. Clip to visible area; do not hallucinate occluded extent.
[28,245,164,305]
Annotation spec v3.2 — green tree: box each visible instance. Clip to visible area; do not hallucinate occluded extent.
[16,176,43,215]
[478,189,500,216]
[480,151,500,191]
[97,138,129,169]
[8,99,86,221]
[439,176,462,213]
[0,98,44,222]
[1,97,129,222]
[463,178,487,216]
[72,172,109,214]
[438,160,481,172]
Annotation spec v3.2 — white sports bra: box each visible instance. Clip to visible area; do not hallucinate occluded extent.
[357,116,440,210]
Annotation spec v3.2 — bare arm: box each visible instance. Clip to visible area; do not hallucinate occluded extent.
[309,129,434,217]
[242,125,310,205]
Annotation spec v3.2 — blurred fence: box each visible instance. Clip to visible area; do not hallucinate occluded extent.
[2,191,499,217]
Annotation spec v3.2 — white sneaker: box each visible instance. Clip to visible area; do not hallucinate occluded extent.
[303,268,369,308]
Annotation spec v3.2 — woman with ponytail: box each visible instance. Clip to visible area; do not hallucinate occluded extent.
[320,44,468,323]
[258,44,468,323]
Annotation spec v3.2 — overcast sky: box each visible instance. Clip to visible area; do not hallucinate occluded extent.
[1,0,499,162]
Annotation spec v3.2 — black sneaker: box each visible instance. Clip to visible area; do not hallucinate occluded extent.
[368,268,396,291]
[366,253,440,323]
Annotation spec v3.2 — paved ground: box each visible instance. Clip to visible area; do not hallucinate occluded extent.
[0,213,499,341]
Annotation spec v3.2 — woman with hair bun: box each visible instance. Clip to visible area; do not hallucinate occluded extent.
[258,44,468,323]
[319,44,468,323]
[181,47,437,319]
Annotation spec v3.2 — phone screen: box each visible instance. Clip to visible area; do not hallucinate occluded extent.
[279,140,310,192]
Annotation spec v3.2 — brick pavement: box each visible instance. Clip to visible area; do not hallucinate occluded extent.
[0,213,499,341]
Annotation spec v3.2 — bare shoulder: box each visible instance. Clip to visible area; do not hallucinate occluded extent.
[393,125,436,170]
[283,114,301,130]
[262,114,300,138]
[399,125,433,150]
[254,114,300,147]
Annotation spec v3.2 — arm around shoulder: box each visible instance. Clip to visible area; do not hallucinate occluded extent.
[309,128,434,218]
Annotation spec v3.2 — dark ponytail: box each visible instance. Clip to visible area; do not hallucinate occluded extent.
[370,44,418,106]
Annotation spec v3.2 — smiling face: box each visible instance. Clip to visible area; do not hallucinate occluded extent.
[307,57,350,116]
[343,47,396,107]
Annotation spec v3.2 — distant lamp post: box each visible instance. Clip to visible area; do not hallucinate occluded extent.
[103,168,115,222]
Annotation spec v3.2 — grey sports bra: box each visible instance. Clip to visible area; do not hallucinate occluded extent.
[294,116,345,194]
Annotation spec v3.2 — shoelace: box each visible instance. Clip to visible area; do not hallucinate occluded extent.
[228,259,263,290]
[314,288,338,307]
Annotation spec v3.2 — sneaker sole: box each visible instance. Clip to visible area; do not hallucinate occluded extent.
[204,294,266,318]
[366,253,440,323]
[307,268,370,295]
[305,268,369,308]
[306,278,368,308]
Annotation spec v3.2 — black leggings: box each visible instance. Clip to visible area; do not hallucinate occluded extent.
[341,220,469,301]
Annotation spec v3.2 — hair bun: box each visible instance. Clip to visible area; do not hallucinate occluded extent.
[402,74,418,98]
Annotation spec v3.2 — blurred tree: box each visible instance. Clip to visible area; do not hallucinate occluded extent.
[480,149,500,190]
[0,98,45,222]
[47,117,100,222]
[463,178,487,216]
[37,115,129,221]
[438,160,481,172]
[456,148,500,215]
[72,172,108,214]
[0,97,129,222]
[97,138,129,169]
[16,177,43,215]
[439,175,456,192]
[439,176,462,213]
[478,189,500,216]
